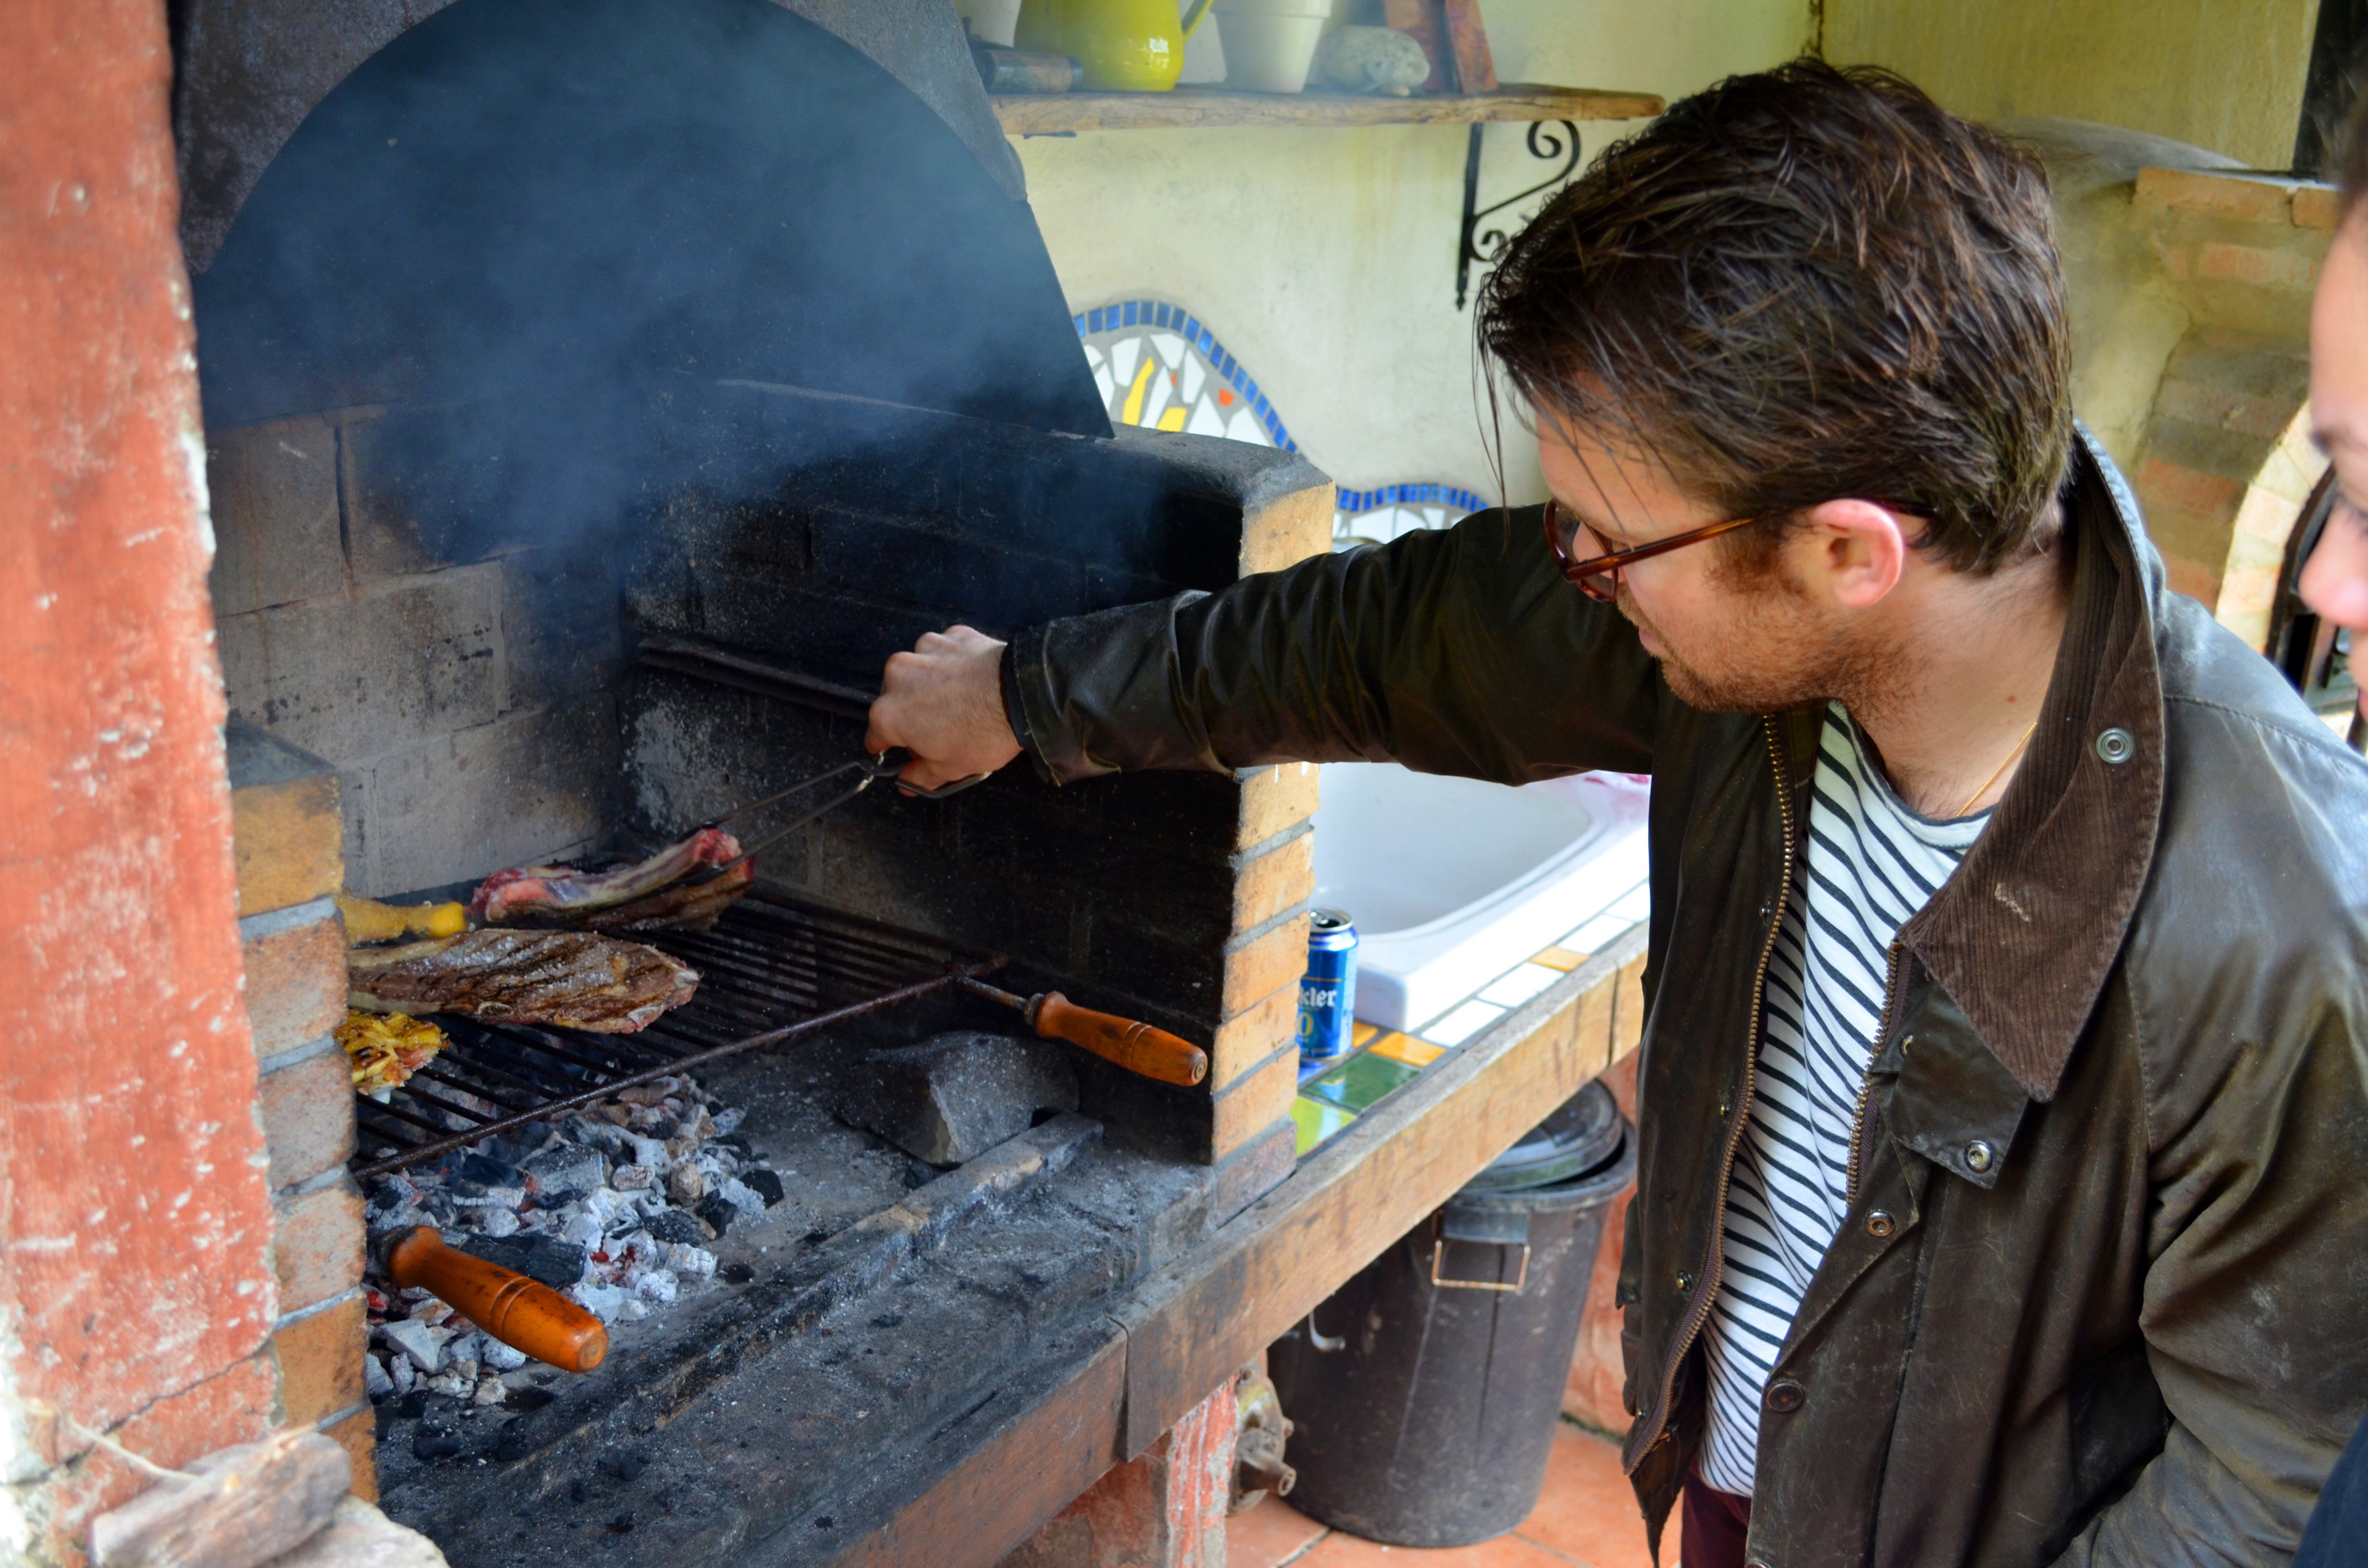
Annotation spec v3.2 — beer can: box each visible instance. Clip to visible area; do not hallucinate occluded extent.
[1297,908,1359,1069]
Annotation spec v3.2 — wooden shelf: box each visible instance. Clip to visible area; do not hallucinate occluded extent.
[990,81,1664,135]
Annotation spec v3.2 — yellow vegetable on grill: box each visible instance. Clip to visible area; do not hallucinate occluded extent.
[336,1009,450,1096]
[338,893,467,944]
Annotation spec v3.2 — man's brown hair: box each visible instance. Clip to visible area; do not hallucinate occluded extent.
[1478,59,2071,575]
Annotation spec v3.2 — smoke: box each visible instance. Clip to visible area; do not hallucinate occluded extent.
[192,0,1108,557]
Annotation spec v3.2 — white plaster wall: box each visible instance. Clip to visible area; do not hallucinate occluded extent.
[1013,0,1812,508]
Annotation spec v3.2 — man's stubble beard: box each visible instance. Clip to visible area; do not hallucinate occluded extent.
[1616,579,1902,720]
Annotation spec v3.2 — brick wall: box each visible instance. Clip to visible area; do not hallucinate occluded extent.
[227,722,376,1497]
[208,408,626,898]
[2128,167,2334,648]
[2,2,282,1561]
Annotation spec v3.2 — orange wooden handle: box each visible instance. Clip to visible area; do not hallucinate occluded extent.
[1032,992,1209,1086]
[387,1227,608,1373]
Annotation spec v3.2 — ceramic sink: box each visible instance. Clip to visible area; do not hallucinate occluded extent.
[1309,763,1651,1032]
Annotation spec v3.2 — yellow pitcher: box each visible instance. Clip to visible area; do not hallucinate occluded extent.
[1017,0,1215,92]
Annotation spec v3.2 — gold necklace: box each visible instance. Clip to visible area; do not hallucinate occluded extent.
[1958,721,2037,817]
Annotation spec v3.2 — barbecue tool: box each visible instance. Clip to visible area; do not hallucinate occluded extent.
[959,975,1209,1086]
[383,1227,608,1373]
[705,748,990,866]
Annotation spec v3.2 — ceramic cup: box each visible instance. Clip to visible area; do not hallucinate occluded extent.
[965,0,1024,48]
[1215,0,1332,94]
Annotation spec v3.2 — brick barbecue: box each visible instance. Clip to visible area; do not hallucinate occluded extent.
[183,1,1326,1560]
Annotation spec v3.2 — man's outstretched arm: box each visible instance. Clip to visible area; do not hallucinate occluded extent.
[870,507,1666,791]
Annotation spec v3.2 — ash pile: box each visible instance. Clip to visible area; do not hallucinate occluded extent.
[361,1074,784,1408]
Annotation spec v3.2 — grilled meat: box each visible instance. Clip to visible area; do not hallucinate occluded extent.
[469,830,743,925]
[575,858,755,933]
[348,930,700,1033]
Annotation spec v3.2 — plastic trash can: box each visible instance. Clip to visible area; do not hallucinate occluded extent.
[1269,1081,1635,1546]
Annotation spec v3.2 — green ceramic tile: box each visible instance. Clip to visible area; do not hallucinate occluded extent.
[1302,1050,1425,1111]
[1292,1094,1357,1155]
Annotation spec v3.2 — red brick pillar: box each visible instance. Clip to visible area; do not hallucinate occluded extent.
[1000,1379,1239,1568]
[1,0,283,1560]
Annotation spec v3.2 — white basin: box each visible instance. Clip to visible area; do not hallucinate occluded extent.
[1310,763,1651,1032]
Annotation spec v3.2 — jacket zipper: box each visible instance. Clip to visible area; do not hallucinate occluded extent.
[1634,716,1799,1459]
[1845,940,1907,1204]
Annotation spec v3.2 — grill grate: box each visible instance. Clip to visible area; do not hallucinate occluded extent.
[350,894,1000,1177]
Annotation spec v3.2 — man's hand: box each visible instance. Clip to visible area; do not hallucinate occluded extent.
[865,625,1022,792]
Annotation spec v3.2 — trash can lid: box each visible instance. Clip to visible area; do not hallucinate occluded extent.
[1463,1081,1624,1192]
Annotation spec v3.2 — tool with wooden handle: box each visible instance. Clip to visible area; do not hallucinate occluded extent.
[385,1227,608,1373]
[960,976,1209,1086]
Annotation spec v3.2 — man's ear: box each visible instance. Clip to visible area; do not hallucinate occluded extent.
[1796,499,1911,609]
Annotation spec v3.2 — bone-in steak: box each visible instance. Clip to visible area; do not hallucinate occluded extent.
[469,830,742,925]
[348,930,700,1033]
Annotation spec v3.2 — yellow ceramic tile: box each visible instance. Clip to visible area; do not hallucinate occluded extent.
[1291,1095,1358,1155]
[1351,1019,1381,1048]
[1369,1031,1444,1067]
[1533,945,1590,971]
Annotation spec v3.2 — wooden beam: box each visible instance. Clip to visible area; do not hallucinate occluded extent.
[991,83,1664,135]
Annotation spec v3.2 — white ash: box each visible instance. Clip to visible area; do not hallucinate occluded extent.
[360,1073,785,1409]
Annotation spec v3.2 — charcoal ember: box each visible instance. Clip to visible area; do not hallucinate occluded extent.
[481,1337,529,1372]
[627,1105,669,1134]
[647,1209,709,1246]
[364,1353,395,1399]
[521,1144,607,1205]
[475,1124,555,1167]
[617,1084,670,1108]
[741,1169,786,1208]
[563,1114,629,1155]
[558,1211,604,1250]
[569,1282,627,1321]
[447,1181,524,1209]
[666,1165,704,1206]
[376,1318,447,1373]
[710,1106,745,1136]
[460,1232,588,1291]
[665,1244,716,1279]
[715,1177,764,1218]
[460,1152,525,1188]
[473,1375,508,1407]
[632,1270,679,1305]
[460,1205,520,1238]
[609,1163,654,1191]
[626,1133,672,1171]
[694,1192,738,1237]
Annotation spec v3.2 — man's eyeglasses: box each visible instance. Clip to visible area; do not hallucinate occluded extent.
[1542,497,1777,604]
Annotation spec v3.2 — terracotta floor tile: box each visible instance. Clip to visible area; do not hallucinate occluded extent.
[1228,1498,1331,1568]
[1296,1528,1579,1567]
[1513,1425,1673,1568]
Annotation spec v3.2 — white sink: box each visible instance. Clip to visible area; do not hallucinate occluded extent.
[1310,763,1651,1032]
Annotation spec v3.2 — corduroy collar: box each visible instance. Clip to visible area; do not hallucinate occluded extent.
[1898,429,2168,1100]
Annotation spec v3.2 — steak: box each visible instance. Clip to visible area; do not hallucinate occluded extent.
[575,858,755,933]
[348,930,700,1033]
[469,830,743,925]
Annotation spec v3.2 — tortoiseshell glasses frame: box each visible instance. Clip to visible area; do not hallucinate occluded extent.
[1542,497,1778,604]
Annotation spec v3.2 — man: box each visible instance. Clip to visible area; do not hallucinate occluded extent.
[871,62,2368,1566]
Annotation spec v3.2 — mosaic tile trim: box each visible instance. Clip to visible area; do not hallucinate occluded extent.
[1290,878,1650,1155]
[1073,299,1489,546]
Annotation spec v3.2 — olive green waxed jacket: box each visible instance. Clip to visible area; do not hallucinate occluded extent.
[1004,431,2368,1568]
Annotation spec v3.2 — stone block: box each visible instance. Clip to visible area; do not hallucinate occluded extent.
[271,1295,369,1431]
[90,1431,349,1568]
[500,545,629,710]
[1236,761,1318,849]
[2196,242,2320,292]
[216,563,505,769]
[1207,1046,1296,1163]
[242,908,346,1058]
[831,1032,1079,1166]
[228,720,343,918]
[2294,184,2343,230]
[263,1496,450,1566]
[1210,980,1297,1092]
[208,416,344,619]
[1229,830,1312,937]
[274,1179,366,1314]
[359,695,620,896]
[1238,480,1335,576]
[1220,911,1311,1020]
[1610,953,1648,1057]
[2136,166,2296,223]
[316,1413,380,1506]
[259,1050,357,1191]
[2136,451,2245,518]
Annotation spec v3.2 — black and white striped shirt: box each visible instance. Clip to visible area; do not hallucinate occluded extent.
[1698,703,1988,1497]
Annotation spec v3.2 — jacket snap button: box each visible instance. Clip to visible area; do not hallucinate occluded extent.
[1676,1271,1695,1295]
[1964,1140,1996,1174]
[2095,727,2135,764]
[1866,1211,1896,1238]
[1764,1379,1805,1413]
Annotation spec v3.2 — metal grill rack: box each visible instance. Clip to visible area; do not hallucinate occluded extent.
[351,894,1001,1177]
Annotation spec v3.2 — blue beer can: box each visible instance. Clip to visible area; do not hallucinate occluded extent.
[1297,908,1359,1070]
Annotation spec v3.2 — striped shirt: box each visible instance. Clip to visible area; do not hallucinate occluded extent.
[1698,703,1988,1497]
